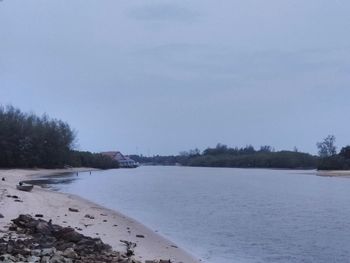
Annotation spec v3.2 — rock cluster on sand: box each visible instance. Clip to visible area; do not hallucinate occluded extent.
[0,214,143,263]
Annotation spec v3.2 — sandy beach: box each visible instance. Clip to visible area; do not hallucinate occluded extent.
[0,168,201,263]
[316,170,350,177]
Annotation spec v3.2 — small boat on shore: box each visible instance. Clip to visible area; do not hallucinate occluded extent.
[16,184,34,192]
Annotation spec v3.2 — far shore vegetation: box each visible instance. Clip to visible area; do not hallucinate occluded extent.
[131,145,318,169]
[131,136,350,171]
[1,105,349,171]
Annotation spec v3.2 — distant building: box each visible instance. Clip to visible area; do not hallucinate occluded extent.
[101,151,138,168]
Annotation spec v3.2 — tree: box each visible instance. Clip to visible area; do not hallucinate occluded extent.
[203,143,229,155]
[189,148,201,156]
[339,146,350,159]
[316,135,337,157]
[259,145,273,153]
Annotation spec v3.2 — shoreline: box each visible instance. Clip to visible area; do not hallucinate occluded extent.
[316,170,350,177]
[0,168,201,263]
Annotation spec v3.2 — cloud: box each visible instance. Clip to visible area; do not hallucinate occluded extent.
[134,44,350,81]
[127,3,197,22]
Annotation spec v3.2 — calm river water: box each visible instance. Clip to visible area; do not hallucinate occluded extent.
[36,166,350,263]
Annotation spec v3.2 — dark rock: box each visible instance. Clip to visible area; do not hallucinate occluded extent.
[41,247,56,256]
[63,247,78,259]
[50,254,68,263]
[27,255,41,262]
[7,243,14,253]
[41,256,51,263]
[55,241,75,251]
[0,241,7,254]
[38,236,57,248]
[34,214,43,218]
[0,254,16,262]
[0,213,4,218]
[12,214,37,230]
[84,214,94,219]
[6,215,149,263]
[31,249,41,256]
[126,248,134,257]
[36,221,52,235]
[77,238,96,247]
[68,208,79,212]
[17,254,27,261]
[55,227,83,242]
[9,225,17,231]
[136,235,145,238]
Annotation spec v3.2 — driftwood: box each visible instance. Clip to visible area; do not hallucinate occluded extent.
[120,240,137,257]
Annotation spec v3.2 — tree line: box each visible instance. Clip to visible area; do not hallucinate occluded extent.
[1,105,349,171]
[132,144,318,169]
[133,137,350,170]
[0,105,118,169]
[180,144,317,169]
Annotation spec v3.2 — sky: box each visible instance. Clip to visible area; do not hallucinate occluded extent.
[1,0,350,155]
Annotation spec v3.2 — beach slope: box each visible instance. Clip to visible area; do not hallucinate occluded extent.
[0,169,200,263]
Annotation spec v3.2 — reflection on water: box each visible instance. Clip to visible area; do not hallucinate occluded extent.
[31,167,350,263]
[24,172,79,190]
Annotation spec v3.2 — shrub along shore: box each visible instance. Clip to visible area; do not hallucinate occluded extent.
[131,144,348,170]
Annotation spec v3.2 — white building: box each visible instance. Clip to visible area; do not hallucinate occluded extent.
[101,151,138,168]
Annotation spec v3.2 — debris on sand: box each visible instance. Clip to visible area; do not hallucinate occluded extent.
[1,214,142,263]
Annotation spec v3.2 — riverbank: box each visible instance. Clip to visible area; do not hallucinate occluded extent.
[317,170,350,177]
[0,168,201,263]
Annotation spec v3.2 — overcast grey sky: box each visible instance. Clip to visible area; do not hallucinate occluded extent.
[1,0,350,155]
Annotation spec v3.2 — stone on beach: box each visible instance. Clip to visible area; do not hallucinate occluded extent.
[84,214,94,219]
[34,214,44,218]
[1,214,145,263]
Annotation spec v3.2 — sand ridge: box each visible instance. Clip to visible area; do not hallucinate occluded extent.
[316,170,350,177]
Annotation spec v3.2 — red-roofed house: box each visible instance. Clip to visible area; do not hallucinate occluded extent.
[101,151,138,168]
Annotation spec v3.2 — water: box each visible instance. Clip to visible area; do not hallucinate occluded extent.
[33,166,350,263]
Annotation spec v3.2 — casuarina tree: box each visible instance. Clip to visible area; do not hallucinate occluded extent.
[316,135,337,157]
